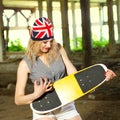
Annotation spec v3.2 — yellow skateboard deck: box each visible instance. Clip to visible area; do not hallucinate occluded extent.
[30,64,107,114]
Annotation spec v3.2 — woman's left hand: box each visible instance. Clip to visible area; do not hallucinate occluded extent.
[105,69,116,81]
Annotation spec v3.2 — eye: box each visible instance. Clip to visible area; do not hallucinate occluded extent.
[43,41,48,44]
[42,39,53,44]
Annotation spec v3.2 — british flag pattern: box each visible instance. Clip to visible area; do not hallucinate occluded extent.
[31,17,54,41]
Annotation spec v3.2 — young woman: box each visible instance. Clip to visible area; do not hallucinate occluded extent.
[15,17,116,120]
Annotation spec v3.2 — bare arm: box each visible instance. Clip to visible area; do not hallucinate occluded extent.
[59,47,116,82]
[60,46,77,75]
[15,60,52,105]
[15,60,35,105]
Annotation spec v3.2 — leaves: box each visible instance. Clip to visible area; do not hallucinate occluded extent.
[8,39,26,52]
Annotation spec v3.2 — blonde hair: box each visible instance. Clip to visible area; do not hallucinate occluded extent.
[26,38,61,65]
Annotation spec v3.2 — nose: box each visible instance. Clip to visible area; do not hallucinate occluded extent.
[47,41,51,48]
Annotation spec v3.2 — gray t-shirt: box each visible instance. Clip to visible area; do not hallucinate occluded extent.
[23,55,66,83]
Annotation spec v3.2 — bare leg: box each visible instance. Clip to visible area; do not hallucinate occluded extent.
[36,117,56,120]
[66,115,82,120]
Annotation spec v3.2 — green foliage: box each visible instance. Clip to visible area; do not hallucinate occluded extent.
[70,37,83,52]
[92,34,109,48]
[92,39,108,48]
[8,39,26,52]
[71,36,108,52]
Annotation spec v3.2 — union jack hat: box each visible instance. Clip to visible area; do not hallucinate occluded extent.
[31,17,54,41]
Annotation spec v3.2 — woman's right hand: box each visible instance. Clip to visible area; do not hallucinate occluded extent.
[33,77,53,99]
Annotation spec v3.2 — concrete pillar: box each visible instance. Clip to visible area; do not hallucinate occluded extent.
[99,4,104,40]
[46,0,53,22]
[80,0,92,67]
[107,0,116,56]
[60,0,70,54]
[116,0,120,43]
[38,0,43,17]
[71,2,77,48]
[0,0,4,61]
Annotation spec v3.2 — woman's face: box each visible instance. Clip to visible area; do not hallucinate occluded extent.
[40,38,53,53]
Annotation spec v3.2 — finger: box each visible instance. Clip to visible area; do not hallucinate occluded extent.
[106,77,111,81]
[39,77,44,85]
[106,69,116,78]
[43,77,49,84]
[36,80,40,85]
[44,77,52,87]
[108,69,116,76]
[46,86,53,92]
[47,80,52,85]
[34,80,39,86]
[105,74,114,81]
[111,72,117,77]
[35,77,44,86]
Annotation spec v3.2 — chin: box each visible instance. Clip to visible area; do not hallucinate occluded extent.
[43,50,49,53]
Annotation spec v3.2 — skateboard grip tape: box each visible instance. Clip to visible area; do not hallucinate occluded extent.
[32,89,61,111]
[75,65,105,93]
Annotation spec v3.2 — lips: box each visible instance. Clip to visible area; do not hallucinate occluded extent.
[45,48,50,51]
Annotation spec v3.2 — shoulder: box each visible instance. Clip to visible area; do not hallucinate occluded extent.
[18,59,30,73]
[22,55,33,72]
[59,45,68,58]
[19,59,27,67]
[56,43,69,60]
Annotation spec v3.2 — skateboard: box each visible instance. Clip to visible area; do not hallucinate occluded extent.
[30,64,107,114]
